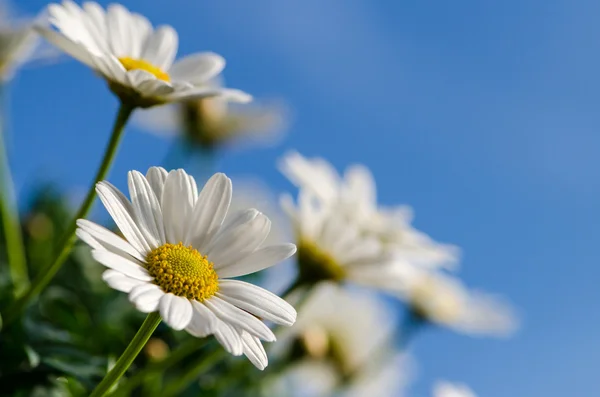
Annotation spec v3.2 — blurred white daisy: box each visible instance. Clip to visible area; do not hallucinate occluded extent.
[281,187,401,291]
[76,167,297,369]
[433,381,477,397]
[397,265,518,337]
[36,2,250,107]
[134,78,287,151]
[278,283,397,375]
[0,1,57,80]
[279,151,458,271]
[268,283,409,397]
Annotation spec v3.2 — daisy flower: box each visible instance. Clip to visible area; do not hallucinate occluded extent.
[279,151,458,271]
[281,187,400,290]
[135,78,287,151]
[36,2,250,108]
[397,265,518,337]
[76,167,297,369]
[0,0,53,80]
[433,381,477,397]
[276,283,397,377]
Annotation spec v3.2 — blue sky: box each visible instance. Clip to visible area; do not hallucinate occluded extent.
[9,0,600,395]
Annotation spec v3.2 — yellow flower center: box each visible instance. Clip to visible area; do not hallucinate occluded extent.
[118,57,170,82]
[297,240,345,283]
[145,242,218,301]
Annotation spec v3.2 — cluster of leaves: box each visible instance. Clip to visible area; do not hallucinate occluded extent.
[0,185,260,396]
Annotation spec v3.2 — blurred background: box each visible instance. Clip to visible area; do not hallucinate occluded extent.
[7,0,600,396]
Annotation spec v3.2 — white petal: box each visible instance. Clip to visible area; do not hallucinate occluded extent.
[125,69,155,89]
[185,173,232,251]
[96,181,152,254]
[186,173,198,205]
[76,229,103,250]
[216,244,296,278]
[91,250,152,281]
[217,280,296,326]
[161,169,196,243]
[34,25,95,67]
[185,301,218,338]
[106,3,134,57]
[241,332,268,370]
[204,297,275,342]
[216,88,253,103]
[338,237,384,267]
[344,164,377,209]
[206,212,271,268]
[146,166,168,202]
[166,87,231,103]
[159,293,193,330]
[218,209,259,237]
[102,270,146,293]
[214,321,243,356]
[129,12,152,59]
[278,151,340,203]
[76,219,145,262]
[129,283,164,313]
[137,79,175,97]
[141,25,178,70]
[127,170,165,248]
[81,2,109,53]
[168,52,225,85]
[92,54,128,83]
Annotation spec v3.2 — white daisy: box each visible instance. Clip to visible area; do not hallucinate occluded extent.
[281,187,401,290]
[0,1,48,80]
[279,151,458,271]
[433,381,477,397]
[75,167,297,369]
[135,78,287,150]
[276,283,397,377]
[36,1,251,107]
[267,284,408,397]
[396,264,518,337]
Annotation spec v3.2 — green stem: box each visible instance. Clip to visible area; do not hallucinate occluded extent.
[0,83,29,297]
[110,338,206,396]
[89,312,162,397]
[162,347,224,397]
[3,103,135,324]
[0,134,28,296]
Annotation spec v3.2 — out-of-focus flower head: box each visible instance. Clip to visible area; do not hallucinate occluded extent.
[397,265,518,337]
[279,151,459,271]
[433,380,477,397]
[134,77,288,152]
[269,283,410,397]
[281,185,399,291]
[76,167,297,369]
[0,1,56,81]
[280,283,397,375]
[279,151,457,297]
[35,1,251,107]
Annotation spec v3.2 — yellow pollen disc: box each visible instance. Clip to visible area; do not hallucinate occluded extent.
[297,240,345,283]
[118,57,170,82]
[146,242,218,301]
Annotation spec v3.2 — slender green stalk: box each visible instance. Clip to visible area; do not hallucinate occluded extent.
[0,83,29,296]
[3,103,135,324]
[162,347,223,397]
[110,338,207,396]
[89,312,162,397]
